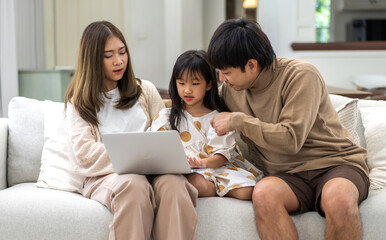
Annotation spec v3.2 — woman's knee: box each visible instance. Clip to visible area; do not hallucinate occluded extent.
[111,174,153,199]
[153,174,196,197]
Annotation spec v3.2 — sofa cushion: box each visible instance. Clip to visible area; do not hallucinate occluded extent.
[335,99,360,145]
[35,101,85,193]
[7,97,44,186]
[0,183,112,240]
[360,106,386,189]
[195,189,386,240]
[329,94,366,147]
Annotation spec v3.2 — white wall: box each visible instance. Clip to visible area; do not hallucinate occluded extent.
[51,0,126,68]
[182,0,203,50]
[41,0,225,89]
[258,0,315,58]
[203,0,226,50]
[296,50,386,89]
[127,0,166,87]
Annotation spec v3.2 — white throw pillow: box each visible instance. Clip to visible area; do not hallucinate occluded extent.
[360,106,386,189]
[35,101,85,193]
[335,99,360,146]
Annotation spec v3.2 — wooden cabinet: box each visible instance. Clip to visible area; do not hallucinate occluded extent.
[18,69,74,102]
[340,0,386,10]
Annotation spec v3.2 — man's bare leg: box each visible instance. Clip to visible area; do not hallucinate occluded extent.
[321,178,361,240]
[252,177,299,240]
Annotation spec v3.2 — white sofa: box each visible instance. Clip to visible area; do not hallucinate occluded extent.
[0,95,385,240]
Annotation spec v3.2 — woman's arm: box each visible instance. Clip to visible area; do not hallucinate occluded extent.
[66,103,114,177]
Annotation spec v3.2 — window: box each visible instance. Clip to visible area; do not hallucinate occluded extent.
[316,0,331,42]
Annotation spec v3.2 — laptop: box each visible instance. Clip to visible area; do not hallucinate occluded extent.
[101,131,194,175]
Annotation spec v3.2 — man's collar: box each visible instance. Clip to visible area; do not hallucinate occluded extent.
[248,58,277,92]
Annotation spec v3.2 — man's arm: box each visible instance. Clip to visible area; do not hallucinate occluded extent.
[212,71,325,155]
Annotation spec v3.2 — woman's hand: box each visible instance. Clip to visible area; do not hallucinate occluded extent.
[188,157,207,169]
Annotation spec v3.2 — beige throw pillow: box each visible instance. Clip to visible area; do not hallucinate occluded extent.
[35,101,84,193]
[335,99,360,146]
[360,106,386,189]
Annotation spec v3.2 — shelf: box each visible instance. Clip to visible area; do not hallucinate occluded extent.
[291,41,386,51]
[18,69,74,102]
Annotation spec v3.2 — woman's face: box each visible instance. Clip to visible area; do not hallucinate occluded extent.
[103,36,128,91]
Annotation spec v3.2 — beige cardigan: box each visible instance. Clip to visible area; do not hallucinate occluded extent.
[66,80,165,177]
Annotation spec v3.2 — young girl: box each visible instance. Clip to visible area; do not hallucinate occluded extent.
[151,50,263,199]
[65,21,198,240]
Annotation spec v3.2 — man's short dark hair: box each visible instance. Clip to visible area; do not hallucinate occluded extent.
[207,18,276,72]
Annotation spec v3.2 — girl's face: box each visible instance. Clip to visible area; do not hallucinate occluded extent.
[103,36,128,91]
[176,70,212,110]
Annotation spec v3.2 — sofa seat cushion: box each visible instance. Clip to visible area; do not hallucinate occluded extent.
[360,188,386,239]
[195,189,386,240]
[0,183,112,240]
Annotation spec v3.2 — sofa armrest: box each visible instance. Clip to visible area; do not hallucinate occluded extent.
[0,118,8,190]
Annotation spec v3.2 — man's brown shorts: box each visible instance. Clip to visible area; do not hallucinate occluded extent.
[271,165,369,216]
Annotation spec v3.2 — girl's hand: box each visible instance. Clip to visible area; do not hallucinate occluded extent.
[188,157,207,169]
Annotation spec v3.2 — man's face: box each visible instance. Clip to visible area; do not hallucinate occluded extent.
[218,60,259,91]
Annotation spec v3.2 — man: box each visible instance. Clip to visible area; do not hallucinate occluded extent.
[208,18,369,240]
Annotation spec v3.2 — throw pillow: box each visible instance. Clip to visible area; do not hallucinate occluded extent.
[359,106,386,189]
[335,99,360,146]
[35,101,84,193]
[7,97,45,186]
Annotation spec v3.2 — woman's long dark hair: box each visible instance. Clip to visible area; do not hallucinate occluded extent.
[64,21,141,127]
[168,50,228,131]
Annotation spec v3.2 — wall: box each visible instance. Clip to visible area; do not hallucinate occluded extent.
[203,0,225,52]
[14,0,384,94]
[47,0,126,69]
[127,0,166,87]
[42,0,225,89]
[257,0,315,58]
[295,50,386,89]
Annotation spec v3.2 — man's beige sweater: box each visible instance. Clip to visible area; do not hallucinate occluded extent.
[222,58,369,175]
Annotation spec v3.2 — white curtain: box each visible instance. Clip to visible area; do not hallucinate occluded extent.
[0,0,18,118]
[15,0,46,70]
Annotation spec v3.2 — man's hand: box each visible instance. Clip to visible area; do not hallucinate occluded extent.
[188,157,207,169]
[210,112,231,136]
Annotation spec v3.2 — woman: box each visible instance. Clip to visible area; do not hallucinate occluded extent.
[64,21,198,240]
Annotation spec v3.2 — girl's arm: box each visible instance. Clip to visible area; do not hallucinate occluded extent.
[188,153,227,169]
